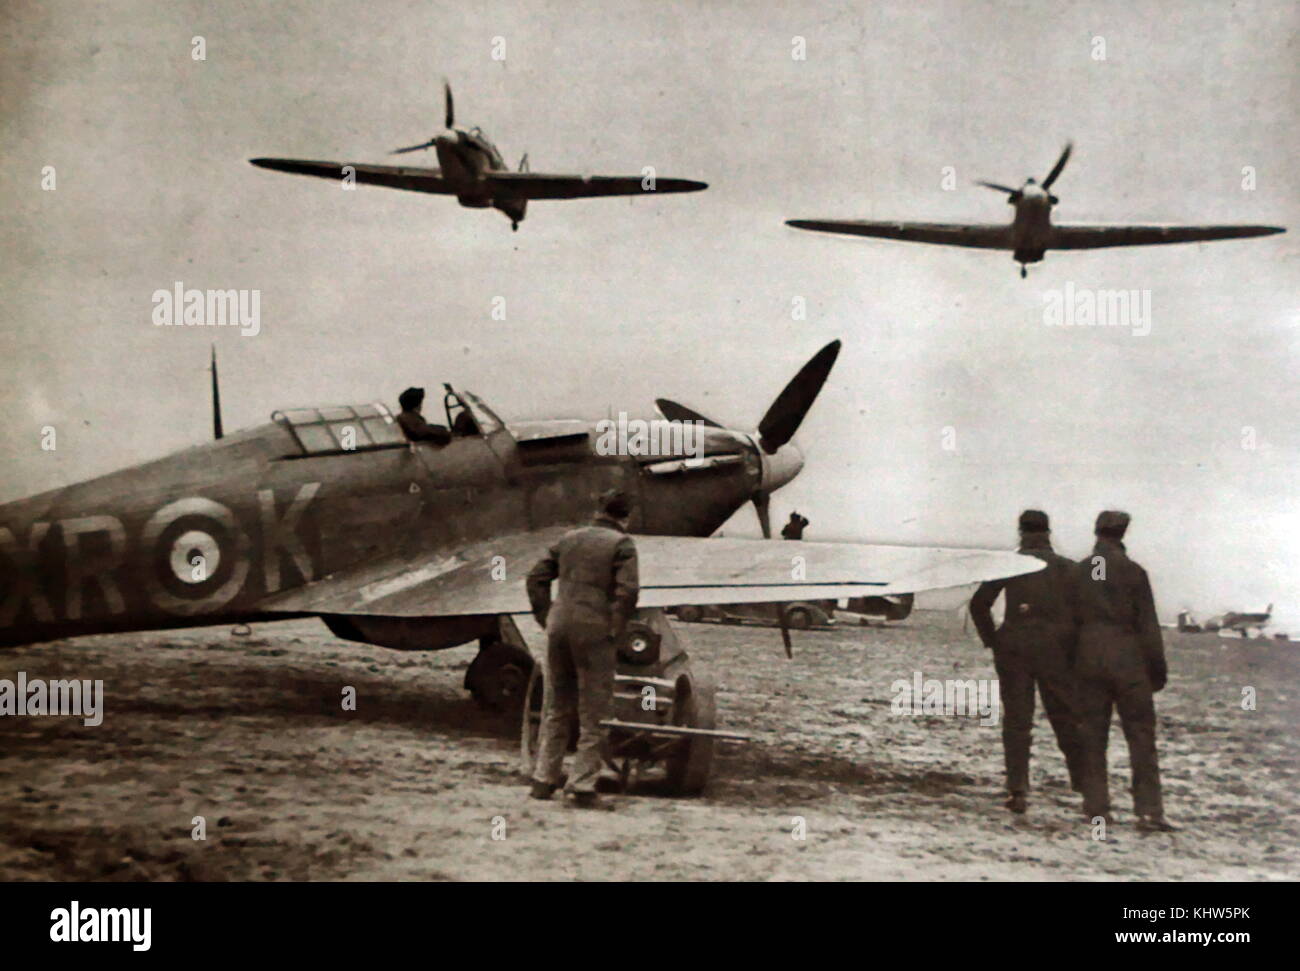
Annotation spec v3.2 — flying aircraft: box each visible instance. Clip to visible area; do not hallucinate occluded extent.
[0,341,1044,787]
[786,143,1285,277]
[249,82,707,230]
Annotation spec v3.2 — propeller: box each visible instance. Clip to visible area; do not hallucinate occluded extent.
[656,342,842,661]
[391,139,437,155]
[755,340,841,454]
[748,489,791,656]
[974,141,1072,203]
[975,180,1021,198]
[656,340,840,533]
[654,399,722,427]
[390,81,458,155]
[752,490,771,539]
[1041,141,1072,190]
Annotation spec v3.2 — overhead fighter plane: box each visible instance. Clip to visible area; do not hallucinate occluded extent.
[0,341,1043,787]
[787,143,1285,277]
[250,82,707,230]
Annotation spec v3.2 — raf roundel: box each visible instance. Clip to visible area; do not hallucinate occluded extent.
[169,529,222,584]
[142,497,250,615]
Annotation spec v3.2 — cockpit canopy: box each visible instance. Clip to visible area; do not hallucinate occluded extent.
[464,127,505,168]
[273,403,406,456]
[273,390,505,457]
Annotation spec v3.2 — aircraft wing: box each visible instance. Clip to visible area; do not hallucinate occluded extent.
[256,529,1042,618]
[485,172,707,199]
[785,219,1013,249]
[1049,224,1284,249]
[249,158,454,194]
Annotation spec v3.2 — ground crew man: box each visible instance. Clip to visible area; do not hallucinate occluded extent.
[395,387,451,445]
[526,489,640,808]
[969,509,1086,814]
[1074,511,1176,831]
[781,512,809,540]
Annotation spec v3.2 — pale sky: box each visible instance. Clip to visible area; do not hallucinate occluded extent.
[2,0,1297,627]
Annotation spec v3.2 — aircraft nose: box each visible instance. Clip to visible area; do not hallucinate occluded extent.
[760,440,804,494]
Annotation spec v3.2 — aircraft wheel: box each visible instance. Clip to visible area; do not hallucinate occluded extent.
[666,672,717,796]
[784,605,813,630]
[468,642,534,713]
[883,594,915,622]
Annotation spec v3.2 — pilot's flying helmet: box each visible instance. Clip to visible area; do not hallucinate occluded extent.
[398,387,426,411]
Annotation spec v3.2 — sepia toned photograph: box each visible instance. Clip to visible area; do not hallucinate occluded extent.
[1,0,1295,928]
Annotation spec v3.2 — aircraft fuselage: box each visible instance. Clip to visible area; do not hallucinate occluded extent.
[0,404,782,651]
[433,128,526,227]
[1009,183,1053,265]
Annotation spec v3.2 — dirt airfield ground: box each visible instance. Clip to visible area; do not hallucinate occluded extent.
[1,611,1296,881]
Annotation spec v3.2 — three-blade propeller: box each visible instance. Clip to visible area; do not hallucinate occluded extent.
[976,141,1072,204]
[656,341,841,660]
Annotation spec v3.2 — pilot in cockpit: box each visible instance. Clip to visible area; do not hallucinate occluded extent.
[396,387,451,445]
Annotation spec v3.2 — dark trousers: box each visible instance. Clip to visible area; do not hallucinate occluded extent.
[993,644,1086,795]
[1076,670,1163,818]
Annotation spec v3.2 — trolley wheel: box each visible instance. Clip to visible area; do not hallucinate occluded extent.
[519,664,579,777]
[666,672,717,795]
[519,664,544,776]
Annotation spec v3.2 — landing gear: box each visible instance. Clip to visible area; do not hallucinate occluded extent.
[511,220,519,231]
[1019,264,1028,279]
[465,633,534,713]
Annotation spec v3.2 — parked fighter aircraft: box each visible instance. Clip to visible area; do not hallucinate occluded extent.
[0,339,1045,665]
[786,143,1285,277]
[250,82,707,230]
[1218,604,1274,636]
[1176,604,1274,637]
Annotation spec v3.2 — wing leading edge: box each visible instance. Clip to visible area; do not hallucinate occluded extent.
[249,159,707,200]
[250,158,453,194]
[785,220,1013,250]
[486,172,708,199]
[1048,224,1285,249]
[256,531,1044,619]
